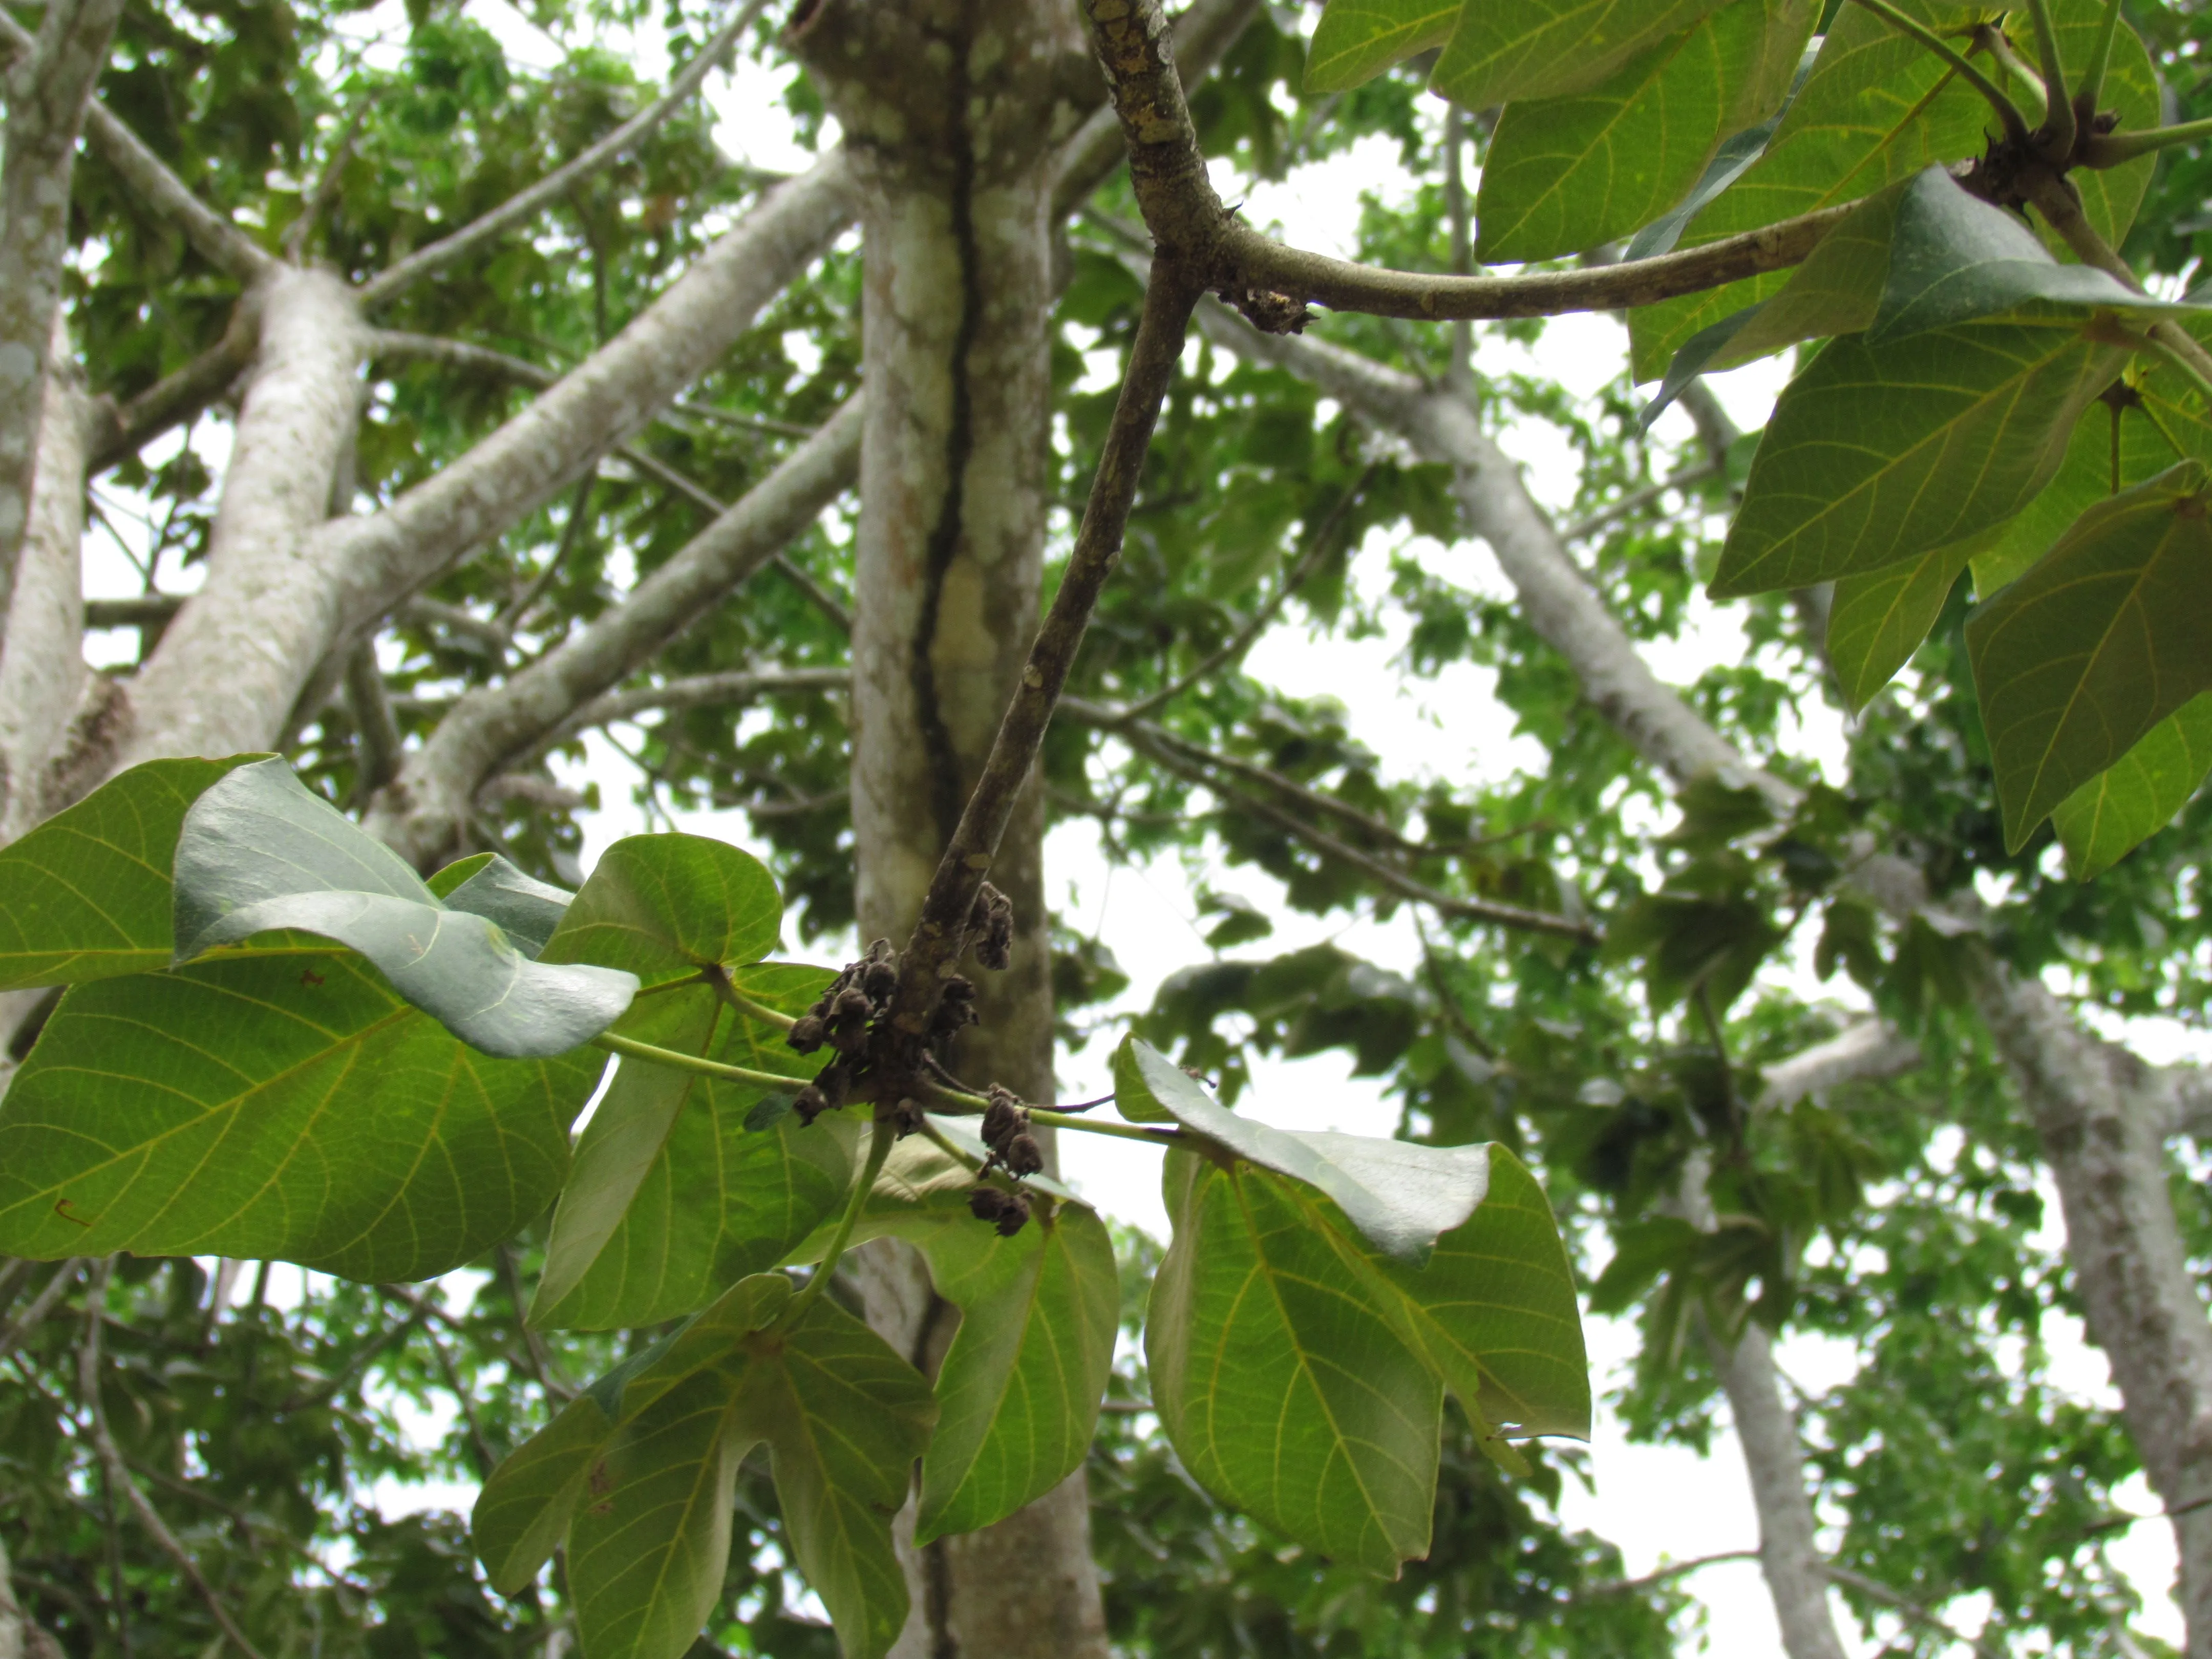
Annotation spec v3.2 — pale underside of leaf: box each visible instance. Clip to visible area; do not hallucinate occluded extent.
[2051,693,2212,877]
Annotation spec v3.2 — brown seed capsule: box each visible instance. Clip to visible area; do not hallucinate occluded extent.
[828,986,873,1052]
[929,975,979,1041]
[793,1083,829,1126]
[969,882,1014,972]
[1002,1132,1044,1178]
[981,1098,1024,1153]
[890,1097,926,1137]
[786,1013,827,1054]
[861,958,898,1004]
[865,937,896,964]
[968,1185,1029,1237]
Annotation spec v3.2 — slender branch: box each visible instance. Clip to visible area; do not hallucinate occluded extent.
[2020,0,2076,159]
[1087,0,1856,326]
[781,1114,893,1327]
[0,1258,83,1363]
[1844,0,2031,143]
[1821,1565,2006,1659]
[1116,461,1373,720]
[495,1242,571,1401]
[1561,460,1724,543]
[1585,1548,1761,1598]
[592,1030,809,1093]
[1971,22,2049,122]
[549,668,852,741]
[1093,711,1599,941]
[359,0,773,306]
[281,102,368,262]
[343,639,403,804]
[882,259,1201,1042]
[276,1296,427,1413]
[90,307,258,473]
[76,1260,272,1659]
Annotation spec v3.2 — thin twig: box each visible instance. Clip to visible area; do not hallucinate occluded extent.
[77,1260,272,1659]
[359,0,773,305]
[2020,0,2076,159]
[282,102,369,262]
[0,1258,83,1364]
[882,260,1202,1041]
[1845,0,2031,142]
[496,1243,572,1400]
[1582,1547,1760,1597]
[1561,460,1724,543]
[1117,461,1375,720]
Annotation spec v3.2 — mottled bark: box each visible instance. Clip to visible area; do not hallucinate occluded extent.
[791,3,1109,1653]
[1978,973,2212,1652]
[106,268,365,769]
[1711,1323,1851,1659]
[0,0,124,665]
[361,397,863,868]
[0,1530,60,1659]
[0,325,92,843]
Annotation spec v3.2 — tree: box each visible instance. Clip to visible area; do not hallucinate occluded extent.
[3,0,2212,1655]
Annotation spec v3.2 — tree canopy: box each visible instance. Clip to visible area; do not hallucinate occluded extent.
[2,0,2212,1656]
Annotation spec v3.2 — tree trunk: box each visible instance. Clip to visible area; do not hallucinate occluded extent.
[0,321,92,843]
[1979,971,2212,1655]
[792,4,1110,1654]
[108,267,365,771]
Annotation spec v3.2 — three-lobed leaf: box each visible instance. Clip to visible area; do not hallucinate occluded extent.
[0,950,603,1277]
[1966,460,2212,849]
[172,759,636,1058]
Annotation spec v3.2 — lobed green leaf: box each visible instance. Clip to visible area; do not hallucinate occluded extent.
[1966,460,2212,849]
[2050,694,2212,878]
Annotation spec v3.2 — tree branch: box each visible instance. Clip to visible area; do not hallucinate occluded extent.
[1103,712,1599,941]
[0,9,272,284]
[884,256,1200,1045]
[88,305,258,474]
[1082,0,1851,330]
[0,1258,81,1364]
[358,0,775,307]
[361,399,859,866]
[1756,1022,1923,1111]
[0,0,125,672]
[76,1260,271,1659]
[324,152,858,643]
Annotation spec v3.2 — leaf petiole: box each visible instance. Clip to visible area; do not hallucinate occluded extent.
[2020,0,2075,159]
[1847,0,2031,143]
[2074,0,2125,119]
[2132,329,2212,410]
[591,1029,810,1094]
[1026,1106,1183,1147]
[781,1113,894,1327]
[2081,115,2212,168]
[706,968,797,1031]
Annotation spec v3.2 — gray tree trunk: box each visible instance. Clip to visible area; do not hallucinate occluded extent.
[792,3,1111,1654]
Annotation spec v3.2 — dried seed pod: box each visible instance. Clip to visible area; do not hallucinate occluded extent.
[793,1083,830,1126]
[861,958,898,1004]
[828,986,873,1052]
[890,1097,926,1137]
[969,882,1014,972]
[786,1013,827,1054]
[929,975,979,1041]
[1002,1132,1044,1178]
[865,937,896,964]
[981,1098,1024,1154]
[968,1185,1030,1237]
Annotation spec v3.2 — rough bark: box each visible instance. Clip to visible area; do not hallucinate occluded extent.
[361,396,863,867]
[791,4,1110,1653]
[0,324,92,843]
[0,1530,60,1659]
[103,268,365,769]
[1977,973,2212,1650]
[0,0,124,662]
[1713,1323,1852,1659]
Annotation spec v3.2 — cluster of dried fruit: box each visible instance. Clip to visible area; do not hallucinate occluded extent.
[967,1085,1045,1236]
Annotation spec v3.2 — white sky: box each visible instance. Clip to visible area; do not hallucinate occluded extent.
[93,4,2202,1650]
